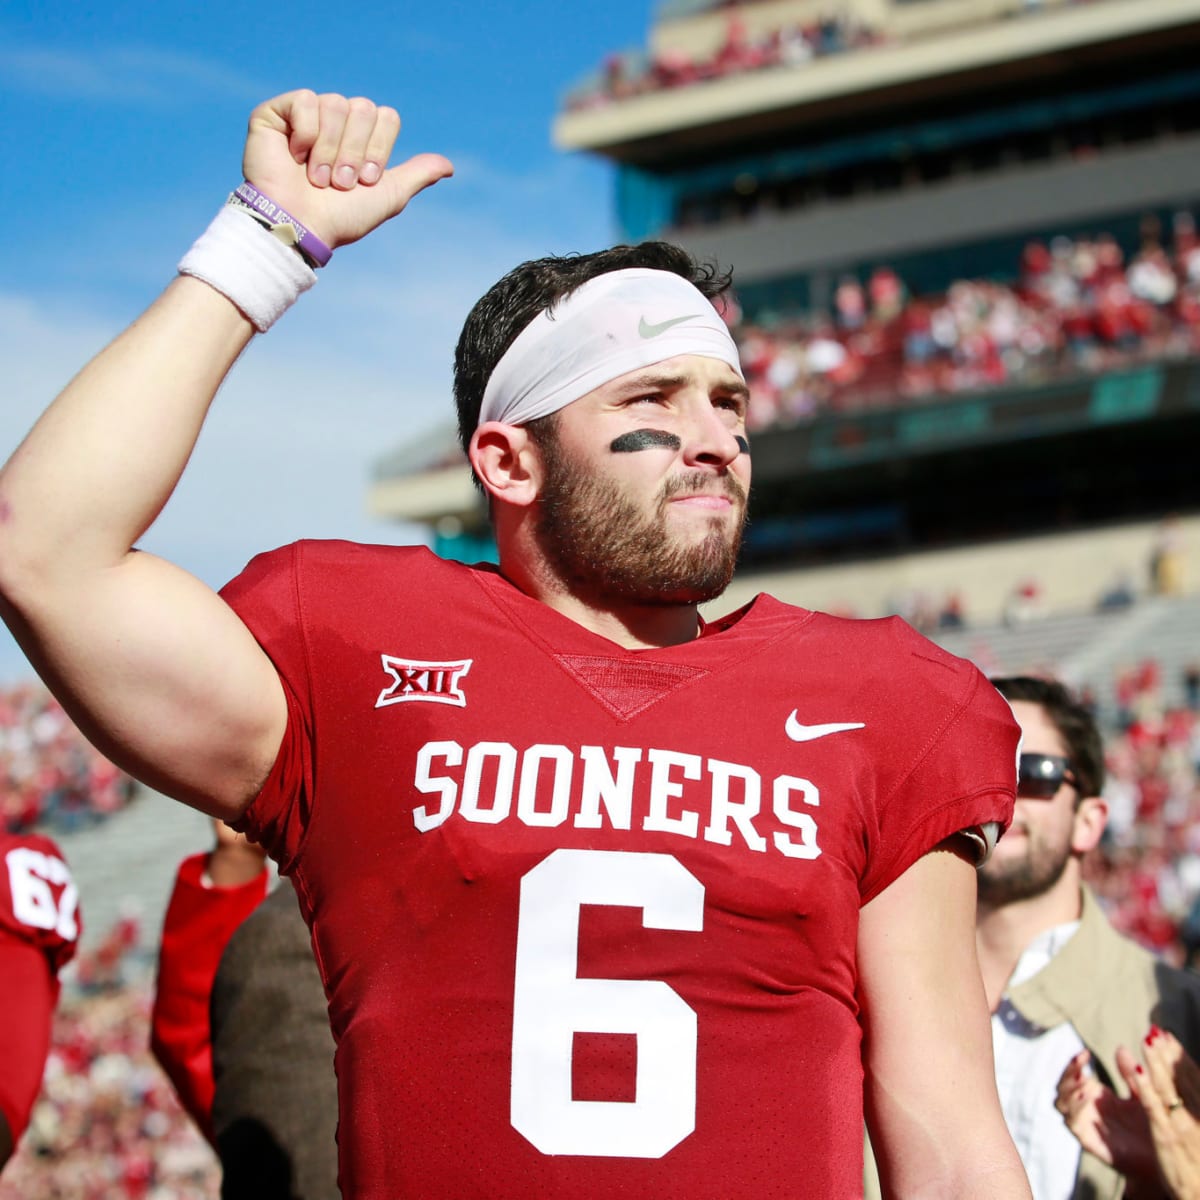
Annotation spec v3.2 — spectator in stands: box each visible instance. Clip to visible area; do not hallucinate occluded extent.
[1095,234,1126,289]
[1183,662,1200,714]
[1097,570,1137,612]
[1003,577,1045,626]
[867,265,904,323]
[152,823,336,1200]
[1129,243,1177,310]
[937,591,967,630]
[0,832,80,1172]
[1174,211,1200,286]
[1150,516,1186,596]
[778,22,815,66]
[834,274,866,331]
[974,676,1200,1200]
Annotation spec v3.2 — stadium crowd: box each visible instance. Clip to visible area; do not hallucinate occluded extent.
[0,683,134,835]
[565,0,1101,111]
[737,215,1200,431]
[565,10,882,111]
[1084,660,1200,968]
[0,966,218,1199]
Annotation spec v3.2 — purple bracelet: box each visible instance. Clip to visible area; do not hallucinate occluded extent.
[233,180,333,268]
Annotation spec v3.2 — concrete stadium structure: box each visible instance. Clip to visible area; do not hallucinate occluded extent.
[368,0,1200,616]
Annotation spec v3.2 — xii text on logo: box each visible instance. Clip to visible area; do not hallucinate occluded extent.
[376,656,473,708]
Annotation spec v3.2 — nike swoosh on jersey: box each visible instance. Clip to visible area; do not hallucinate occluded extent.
[638,313,701,338]
[785,712,866,742]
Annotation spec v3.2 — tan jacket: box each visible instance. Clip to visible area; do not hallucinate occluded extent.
[864,886,1200,1200]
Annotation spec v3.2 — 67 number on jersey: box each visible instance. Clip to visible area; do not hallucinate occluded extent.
[6,845,79,942]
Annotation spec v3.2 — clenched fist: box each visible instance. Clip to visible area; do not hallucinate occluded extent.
[241,89,453,251]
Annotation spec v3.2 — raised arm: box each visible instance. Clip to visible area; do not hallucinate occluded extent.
[0,91,451,820]
[859,847,1032,1199]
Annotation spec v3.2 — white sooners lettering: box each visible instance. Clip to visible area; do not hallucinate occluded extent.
[413,741,821,860]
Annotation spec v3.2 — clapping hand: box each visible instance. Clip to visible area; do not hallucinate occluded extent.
[1056,1048,1159,1182]
[1121,1029,1200,1200]
[1056,1032,1200,1200]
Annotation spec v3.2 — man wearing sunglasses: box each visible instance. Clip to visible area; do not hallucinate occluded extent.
[975,675,1200,1200]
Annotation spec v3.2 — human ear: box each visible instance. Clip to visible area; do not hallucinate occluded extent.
[468,422,541,508]
[1070,795,1108,855]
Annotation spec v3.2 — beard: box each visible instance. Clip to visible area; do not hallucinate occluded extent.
[532,424,747,606]
[977,829,1072,906]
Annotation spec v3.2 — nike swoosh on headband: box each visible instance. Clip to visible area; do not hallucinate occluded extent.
[638,314,702,339]
[785,712,866,742]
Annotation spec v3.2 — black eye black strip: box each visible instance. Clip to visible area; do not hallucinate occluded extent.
[609,430,683,453]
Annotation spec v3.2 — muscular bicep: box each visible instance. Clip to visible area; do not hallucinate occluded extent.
[2,550,286,821]
[858,848,1030,1199]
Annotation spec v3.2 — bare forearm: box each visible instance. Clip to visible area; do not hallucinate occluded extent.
[0,276,252,591]
[905,1155,1032,1200]
[869,1085,1031,1199]
[862,851,1032,1200]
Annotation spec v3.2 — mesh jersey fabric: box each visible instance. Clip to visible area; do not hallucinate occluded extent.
[222,541,1018,1200]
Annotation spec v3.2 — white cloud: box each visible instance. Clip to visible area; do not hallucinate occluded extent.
[0,43,264,103]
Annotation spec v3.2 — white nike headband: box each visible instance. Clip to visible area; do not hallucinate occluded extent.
[477,267,743,428]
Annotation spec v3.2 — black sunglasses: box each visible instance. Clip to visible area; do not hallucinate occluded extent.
[1017,753,1078,800]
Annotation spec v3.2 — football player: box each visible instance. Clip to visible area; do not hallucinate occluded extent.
[0,91,1030,1198]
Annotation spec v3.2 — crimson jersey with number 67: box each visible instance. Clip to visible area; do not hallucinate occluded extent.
[222,542,1018,1200]
[0,832,80,1146]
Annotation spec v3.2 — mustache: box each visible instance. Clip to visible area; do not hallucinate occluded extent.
[661,470,747,505]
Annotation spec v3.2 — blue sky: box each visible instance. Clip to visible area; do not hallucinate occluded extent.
[0,0,657,680]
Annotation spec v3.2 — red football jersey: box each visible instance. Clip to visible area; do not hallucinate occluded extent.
[223,542,1018,1200]
[0,832,80,1144]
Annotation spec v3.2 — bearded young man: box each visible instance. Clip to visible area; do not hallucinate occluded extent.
[0,91,1031,1199]
[974,676,1200,1200]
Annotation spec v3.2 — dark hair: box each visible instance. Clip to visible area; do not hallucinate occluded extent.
[991,675,1105,798]
[452,241,733,458]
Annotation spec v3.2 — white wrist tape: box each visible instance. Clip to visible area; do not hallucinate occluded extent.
[178,204,316,332]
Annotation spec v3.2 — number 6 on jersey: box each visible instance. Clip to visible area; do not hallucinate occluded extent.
[510,848,704,1158]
